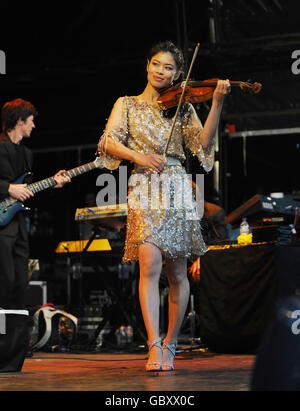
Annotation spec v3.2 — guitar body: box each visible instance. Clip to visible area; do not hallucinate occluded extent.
[0,157,101,227]
[0,201,25,226]
[0,173,29,227]
[12,172,28,185]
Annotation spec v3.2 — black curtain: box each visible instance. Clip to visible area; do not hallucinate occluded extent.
[196,244,278,353]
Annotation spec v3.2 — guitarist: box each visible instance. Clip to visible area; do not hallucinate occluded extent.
[0,98,70,309]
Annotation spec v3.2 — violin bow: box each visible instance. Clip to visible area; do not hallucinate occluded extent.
[163,42,200,158]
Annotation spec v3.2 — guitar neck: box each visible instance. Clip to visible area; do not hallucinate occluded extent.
[27,161,97,194]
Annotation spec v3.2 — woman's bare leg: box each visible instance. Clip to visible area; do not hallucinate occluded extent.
[163,257,189,366]
[138,242,163,365]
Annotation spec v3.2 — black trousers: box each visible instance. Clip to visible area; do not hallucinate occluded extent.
[0,218,29,309]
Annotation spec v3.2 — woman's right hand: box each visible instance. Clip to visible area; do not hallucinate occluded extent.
[134,153,166,172]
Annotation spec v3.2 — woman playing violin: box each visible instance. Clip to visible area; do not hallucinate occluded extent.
[97,40,230,371]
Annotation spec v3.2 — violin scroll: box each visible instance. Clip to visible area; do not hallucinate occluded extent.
[239,81,262,94]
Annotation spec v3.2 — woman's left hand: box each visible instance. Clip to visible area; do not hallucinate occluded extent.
[53,170,71,188]
[212,79,231,103]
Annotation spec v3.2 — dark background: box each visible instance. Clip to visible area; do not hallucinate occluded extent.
[1,0,299,304]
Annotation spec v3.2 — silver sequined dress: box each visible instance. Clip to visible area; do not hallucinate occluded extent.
[98,96,215,262]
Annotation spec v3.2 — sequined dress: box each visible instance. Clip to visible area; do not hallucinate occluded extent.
[98,96,215,262]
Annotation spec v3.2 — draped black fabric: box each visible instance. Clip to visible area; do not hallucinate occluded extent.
[197,244,278,353]
[276,246,300,301]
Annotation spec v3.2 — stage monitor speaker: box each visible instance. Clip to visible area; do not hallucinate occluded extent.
[251,247,300,390]
[0,310,29,373]
[251,296,300,391]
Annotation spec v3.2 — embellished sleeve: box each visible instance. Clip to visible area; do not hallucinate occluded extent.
[183,103,215,172]
[97,97,129,170]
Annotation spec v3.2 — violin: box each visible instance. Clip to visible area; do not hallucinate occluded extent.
[157,79,262,110]
[161,43,262,156]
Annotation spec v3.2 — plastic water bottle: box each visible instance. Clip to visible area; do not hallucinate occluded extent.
[120,325,127,346]
[126,325,133,344]
[115,327,121,346]
[240,218,250,235]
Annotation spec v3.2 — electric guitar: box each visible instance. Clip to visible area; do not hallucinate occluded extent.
[0,157,102,227]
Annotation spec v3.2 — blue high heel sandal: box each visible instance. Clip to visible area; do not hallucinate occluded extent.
[162,341,177,371]
[145,338,163,372]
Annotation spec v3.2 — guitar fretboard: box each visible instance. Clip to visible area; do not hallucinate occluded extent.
[27,161,97,194]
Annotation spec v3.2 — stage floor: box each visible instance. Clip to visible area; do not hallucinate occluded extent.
[0,349,255,392]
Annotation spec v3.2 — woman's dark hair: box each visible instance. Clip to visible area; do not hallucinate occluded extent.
[147,40,185,75]
[148,41,185,119]
[1,98,38,132]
